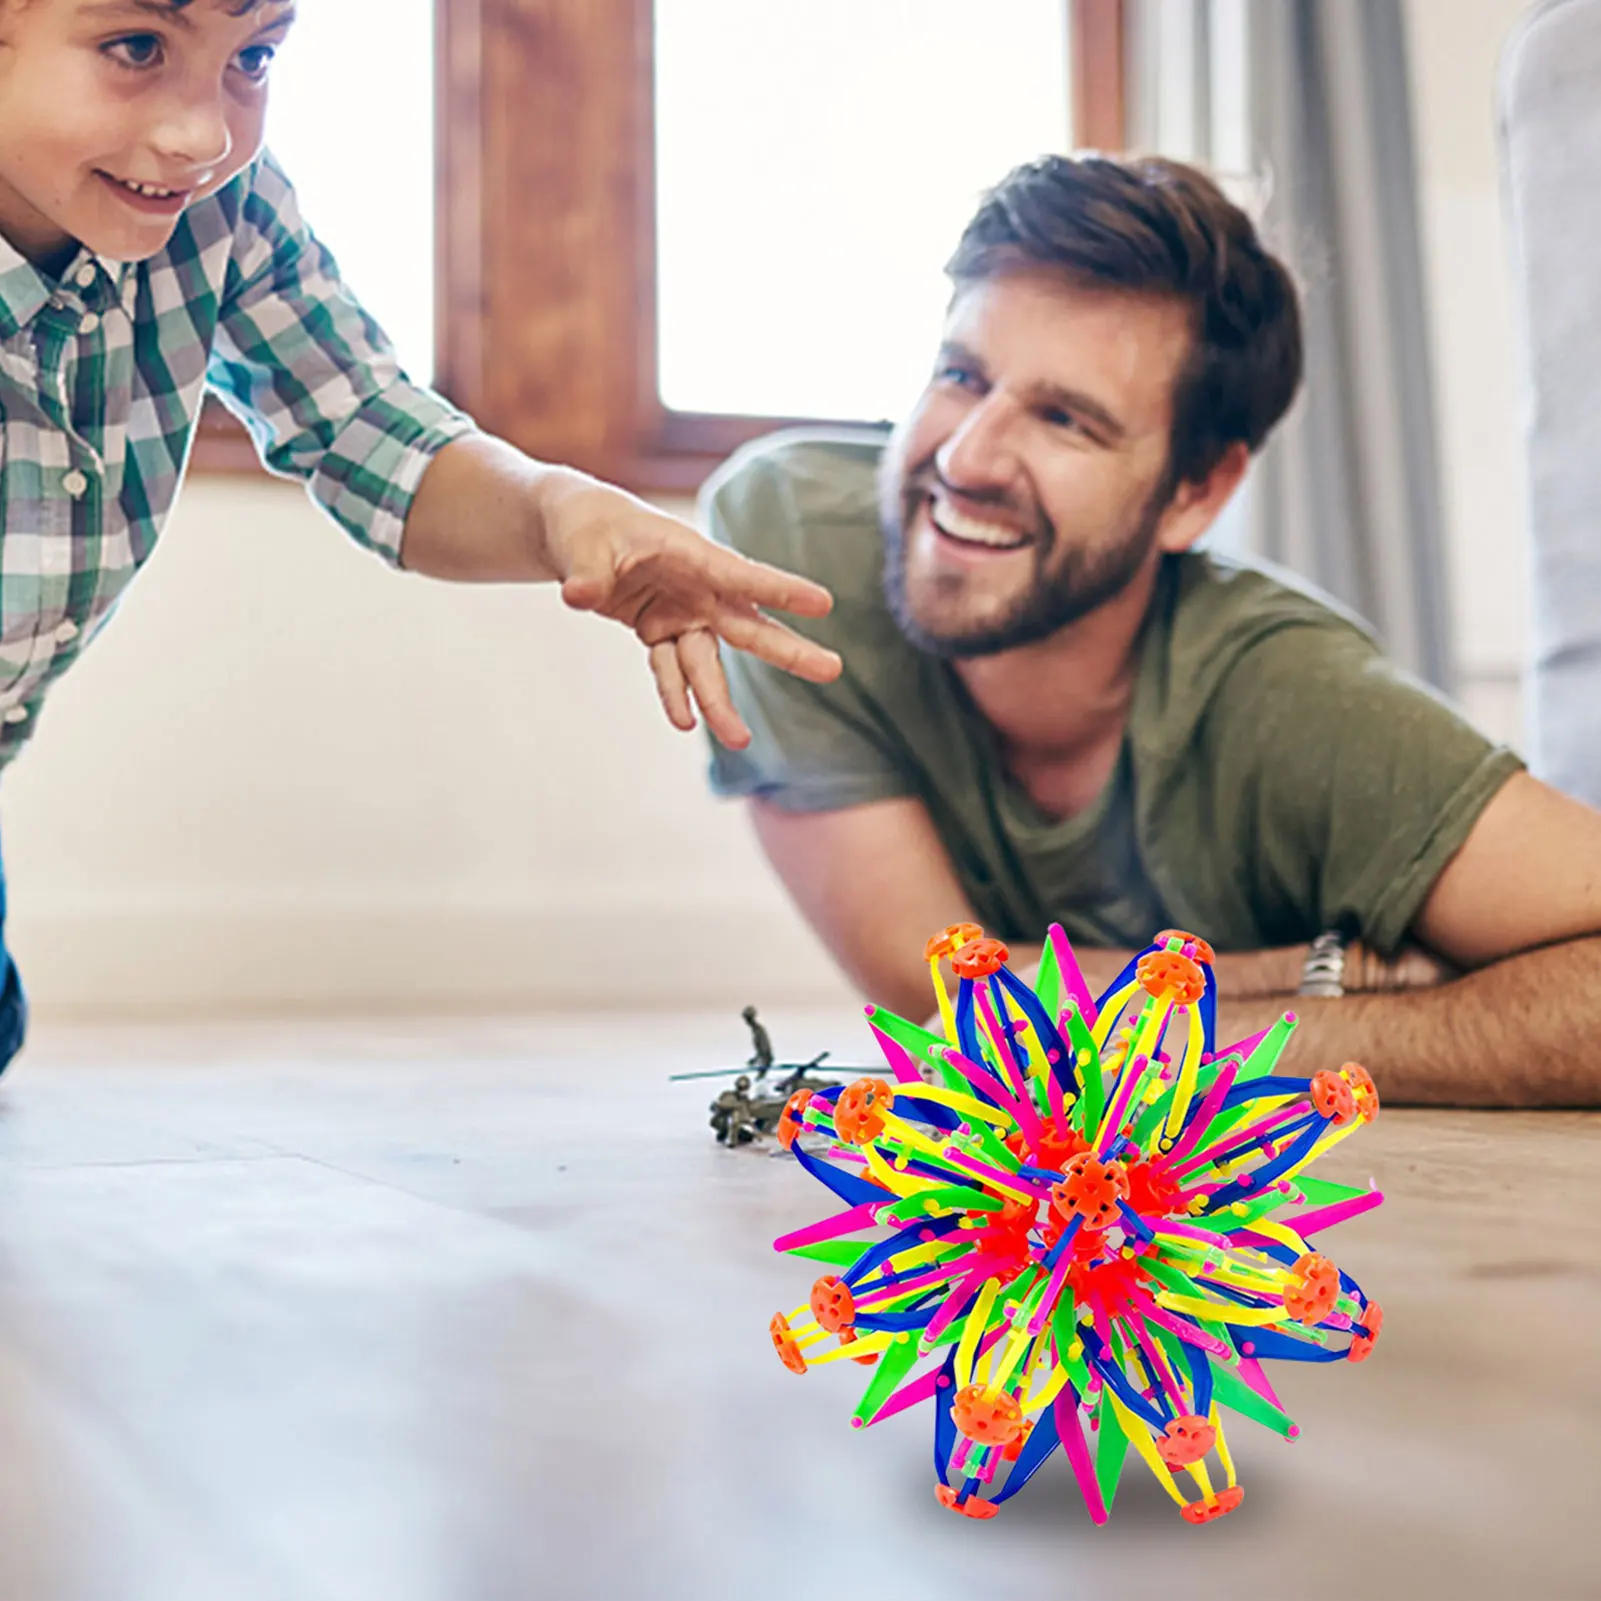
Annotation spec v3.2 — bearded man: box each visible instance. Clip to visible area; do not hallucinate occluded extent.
[684,154,1601,1105]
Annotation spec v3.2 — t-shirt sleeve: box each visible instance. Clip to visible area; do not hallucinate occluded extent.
[1200,623,1525,957]
[699,444,916,813]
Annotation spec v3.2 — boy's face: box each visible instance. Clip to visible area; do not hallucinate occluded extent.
[0,0,296,268]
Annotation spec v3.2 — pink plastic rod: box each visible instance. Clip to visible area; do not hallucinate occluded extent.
[773,1202,880,1253]
[1161,1060,1238,1167]
[871,1328,1006,1423]
[1054,1387,1110,1524]
[866,1017,931,1086]
[1284,1189,1384,1236]
[1047,924,1099,1028]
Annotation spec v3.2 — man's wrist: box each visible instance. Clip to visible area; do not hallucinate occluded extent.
[1298,931,1347,998]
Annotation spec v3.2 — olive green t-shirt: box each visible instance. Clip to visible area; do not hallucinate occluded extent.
[703,430,1523,958]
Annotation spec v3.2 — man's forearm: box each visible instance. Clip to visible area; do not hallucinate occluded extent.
[1214,936,1601,1107]
[1014,943,1306,1000]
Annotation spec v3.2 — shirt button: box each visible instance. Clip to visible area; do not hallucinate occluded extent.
[3,707,28,724]
[75,264,96,289]
[79,312,100,335]
[54,620,79,644]
[61,469,88,498]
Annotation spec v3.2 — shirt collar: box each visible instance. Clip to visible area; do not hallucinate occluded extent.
[0,232,54,341]
[0,233,133,338]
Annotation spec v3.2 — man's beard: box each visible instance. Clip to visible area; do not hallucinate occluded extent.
[878,456,1169,659]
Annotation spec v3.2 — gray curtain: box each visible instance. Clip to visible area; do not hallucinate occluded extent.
[1499,0,1601,805]
[1247,1,1454,691]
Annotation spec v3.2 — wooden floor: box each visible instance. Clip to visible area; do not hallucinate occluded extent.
[0,1010,1594,1601]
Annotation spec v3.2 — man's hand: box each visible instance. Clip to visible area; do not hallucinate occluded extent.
[399,436,842,749]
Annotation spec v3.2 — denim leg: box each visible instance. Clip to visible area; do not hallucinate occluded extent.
[0,829,28,1075]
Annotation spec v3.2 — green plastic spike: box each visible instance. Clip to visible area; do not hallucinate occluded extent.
[1094,1388,1131,1506]
[851,1335,922,1427]
[880,1185,1005,1224]
[786,1240,871,1267]
[1206,1355,1297,1438]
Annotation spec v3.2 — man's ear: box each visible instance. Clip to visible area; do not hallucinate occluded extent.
[1153,442,1252,554]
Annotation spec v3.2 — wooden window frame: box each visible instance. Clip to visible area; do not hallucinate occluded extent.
[193,0,1125,488]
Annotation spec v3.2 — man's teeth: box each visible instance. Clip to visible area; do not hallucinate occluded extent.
[930,497,1028,549]
[117,178,179,198]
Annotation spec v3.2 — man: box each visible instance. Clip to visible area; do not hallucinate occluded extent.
[681,154,1601,1106]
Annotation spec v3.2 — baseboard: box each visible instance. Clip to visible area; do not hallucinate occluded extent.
[7,896,856,1017]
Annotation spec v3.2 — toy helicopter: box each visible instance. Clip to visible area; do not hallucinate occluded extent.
[670,1006,860,1148]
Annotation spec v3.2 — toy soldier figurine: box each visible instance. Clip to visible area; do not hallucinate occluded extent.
[710,1074,759,1146]
[742,1005,774,1075]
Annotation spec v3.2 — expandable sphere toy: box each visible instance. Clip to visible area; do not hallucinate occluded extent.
[768,925,1384,1525]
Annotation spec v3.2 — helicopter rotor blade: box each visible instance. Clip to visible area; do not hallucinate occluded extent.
[669,1054,869,1083]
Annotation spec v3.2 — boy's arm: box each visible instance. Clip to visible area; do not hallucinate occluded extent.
[208,154,840,748]
[398,433,841,750]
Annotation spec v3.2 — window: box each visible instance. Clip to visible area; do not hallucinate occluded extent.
[197,1,1128,487]
[266,0,437,380]
[191,0,439,470]
[653,1,1072,424]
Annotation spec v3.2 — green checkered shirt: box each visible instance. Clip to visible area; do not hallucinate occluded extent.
[0,150,474,768]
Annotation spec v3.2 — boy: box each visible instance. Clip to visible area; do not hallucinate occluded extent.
[0,0,842,1069]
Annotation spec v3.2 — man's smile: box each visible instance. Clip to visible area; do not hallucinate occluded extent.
[926,489,1033,555]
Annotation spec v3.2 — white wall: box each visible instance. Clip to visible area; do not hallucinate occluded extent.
[1405,0,1535,746]
[3,477,851,1015]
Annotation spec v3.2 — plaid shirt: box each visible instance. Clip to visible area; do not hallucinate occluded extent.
[0,150,474,769]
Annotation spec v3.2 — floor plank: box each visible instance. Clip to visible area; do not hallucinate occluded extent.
[0,1015,1593,1600]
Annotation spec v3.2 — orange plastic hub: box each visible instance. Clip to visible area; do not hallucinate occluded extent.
[1157,1414,1217,1467]
[1348,1300,1384,1362]
[1157,929,1216,966]
[1181,1485,1244,1524]
[1050,1153,1131,1231]
[809,1274,856,1334]
[935,1483,999,1519]
[776,1087,814,1151]
[1341,1062,1380,1122]
[1065,1250,1151,1320]
[1310,1069,1358,1126]
[1284,1252,1340,1325]
[1013,1119,1089,1174]
[832,1077,895,1146]
[951,1383,1025,1446]
[964,1208,1035,1282]
[1002,1419,1035,1463]
[1136,950,1206,1005]
[924,922,983,963]
[769,1312,807,1374]
[951,938,1010,980]
[1124,1156,1181,1217]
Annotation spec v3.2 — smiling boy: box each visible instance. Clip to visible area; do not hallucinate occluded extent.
[0,0,841,1072]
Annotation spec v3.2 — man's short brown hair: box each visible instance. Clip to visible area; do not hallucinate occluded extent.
[946,154,1303,490]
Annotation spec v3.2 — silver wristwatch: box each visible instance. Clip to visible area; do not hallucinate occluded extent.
[1298,931,1347,998]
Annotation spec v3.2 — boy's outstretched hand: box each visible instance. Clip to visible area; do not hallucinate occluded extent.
[548,476,841,750]
[401,436,843,748]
